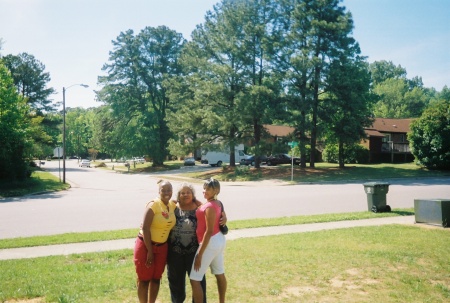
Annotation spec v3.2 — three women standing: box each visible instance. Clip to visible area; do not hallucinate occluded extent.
[134,178,227,303]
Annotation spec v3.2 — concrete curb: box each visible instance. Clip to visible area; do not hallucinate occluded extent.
[0,216,415,260]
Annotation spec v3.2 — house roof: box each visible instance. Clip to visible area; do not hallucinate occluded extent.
[263,119,414,139]
[365,129,385,137]
[371,118,414,133]
[263,124,295,137]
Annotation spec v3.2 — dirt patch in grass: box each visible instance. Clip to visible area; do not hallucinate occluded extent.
[281,286,320,297]
[280,268,382,301]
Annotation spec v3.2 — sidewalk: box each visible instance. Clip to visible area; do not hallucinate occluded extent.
[0,216,415,260]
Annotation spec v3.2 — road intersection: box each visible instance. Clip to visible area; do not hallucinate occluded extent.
[0,159,448,239]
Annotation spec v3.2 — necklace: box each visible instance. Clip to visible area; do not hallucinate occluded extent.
[161,202,169,219]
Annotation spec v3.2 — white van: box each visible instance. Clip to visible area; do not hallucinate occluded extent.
[201,144,247,167]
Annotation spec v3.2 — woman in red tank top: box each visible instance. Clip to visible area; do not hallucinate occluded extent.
[190,178,227,303]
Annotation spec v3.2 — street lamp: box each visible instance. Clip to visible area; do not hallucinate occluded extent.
[63,84,89,183]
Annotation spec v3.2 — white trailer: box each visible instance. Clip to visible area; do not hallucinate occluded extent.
[201,144,247,167]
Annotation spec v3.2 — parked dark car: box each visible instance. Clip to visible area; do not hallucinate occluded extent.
[240,155,268,166]
[184,157,196,166]
[266,153,300,166]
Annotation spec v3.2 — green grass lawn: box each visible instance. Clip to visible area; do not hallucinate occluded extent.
[1,224,449,302]
[183,162,450,182]
[94,160,185,173]
[0,170,69,198]
[0,209,414,249]
[0,162,448,301]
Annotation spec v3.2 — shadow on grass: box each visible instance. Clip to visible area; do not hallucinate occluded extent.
[391,209,415,216]
[0,170,68,199]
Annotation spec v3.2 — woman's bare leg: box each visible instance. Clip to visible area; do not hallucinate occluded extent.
[216,274,227,303]
[191,279,204,303]
[149,279,161,303]
[137,280,150,303]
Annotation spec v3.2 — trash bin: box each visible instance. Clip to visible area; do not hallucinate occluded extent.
[363,182,391,213]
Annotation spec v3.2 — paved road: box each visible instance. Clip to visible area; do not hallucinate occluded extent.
[0,159,448,239]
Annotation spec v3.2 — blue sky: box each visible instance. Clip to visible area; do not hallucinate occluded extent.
[1,0,449,108]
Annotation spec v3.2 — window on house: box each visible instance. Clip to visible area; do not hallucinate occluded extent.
[382,134,391,143]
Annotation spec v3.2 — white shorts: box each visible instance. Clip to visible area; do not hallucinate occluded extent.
[190,232,226,281]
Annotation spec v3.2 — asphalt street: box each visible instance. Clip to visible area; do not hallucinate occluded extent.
[0,159,448,239]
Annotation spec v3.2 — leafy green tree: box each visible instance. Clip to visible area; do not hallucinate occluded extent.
[170,0,257,167]
[373,78,428,118]
[173,0,282,167]
[271,0,358,167]
[28,115,53,160]
[322,56,374,167]
[369,60,430,118]
[38,112,62,157]
[0,61,31,181]
[90,105,129,160]
[2,52,60,160]
[165,72,211,160]
[232,0,282,168]
[268,0,309,166]
[64,108,92,159]
[178,0,281,167]
[437,85,450,102]
[2,53,55,113]
[369,60,407,85]
[409,98,450,170]
[98,26,185,165]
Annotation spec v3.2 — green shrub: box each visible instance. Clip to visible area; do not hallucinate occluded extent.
[409,98,450,170]
[234,165,250,176]
[323,144,369,164]
[323,144,338,163]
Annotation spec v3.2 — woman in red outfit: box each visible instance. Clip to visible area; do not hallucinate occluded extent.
[134,180,176,303]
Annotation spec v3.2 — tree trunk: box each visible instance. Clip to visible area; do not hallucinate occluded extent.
[254,120,262,168]
[339,140,345,168]
[229,127,236,167]
[310,81,319,168]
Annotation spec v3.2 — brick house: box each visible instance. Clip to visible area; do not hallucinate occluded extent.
[260,119,415,163]
[262,124,323,161]
[362,118,415,163]
[263,124,296,143]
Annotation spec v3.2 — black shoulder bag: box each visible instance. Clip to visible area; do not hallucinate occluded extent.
[219,201,228,235]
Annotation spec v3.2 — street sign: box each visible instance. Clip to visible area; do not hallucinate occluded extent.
[288,141,298,147]
[53,147,63,158]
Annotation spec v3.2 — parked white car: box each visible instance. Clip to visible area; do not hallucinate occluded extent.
[79,159,91,168]
[132,157,145,164]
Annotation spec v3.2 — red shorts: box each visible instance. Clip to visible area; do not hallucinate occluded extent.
[133,237,168,281]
